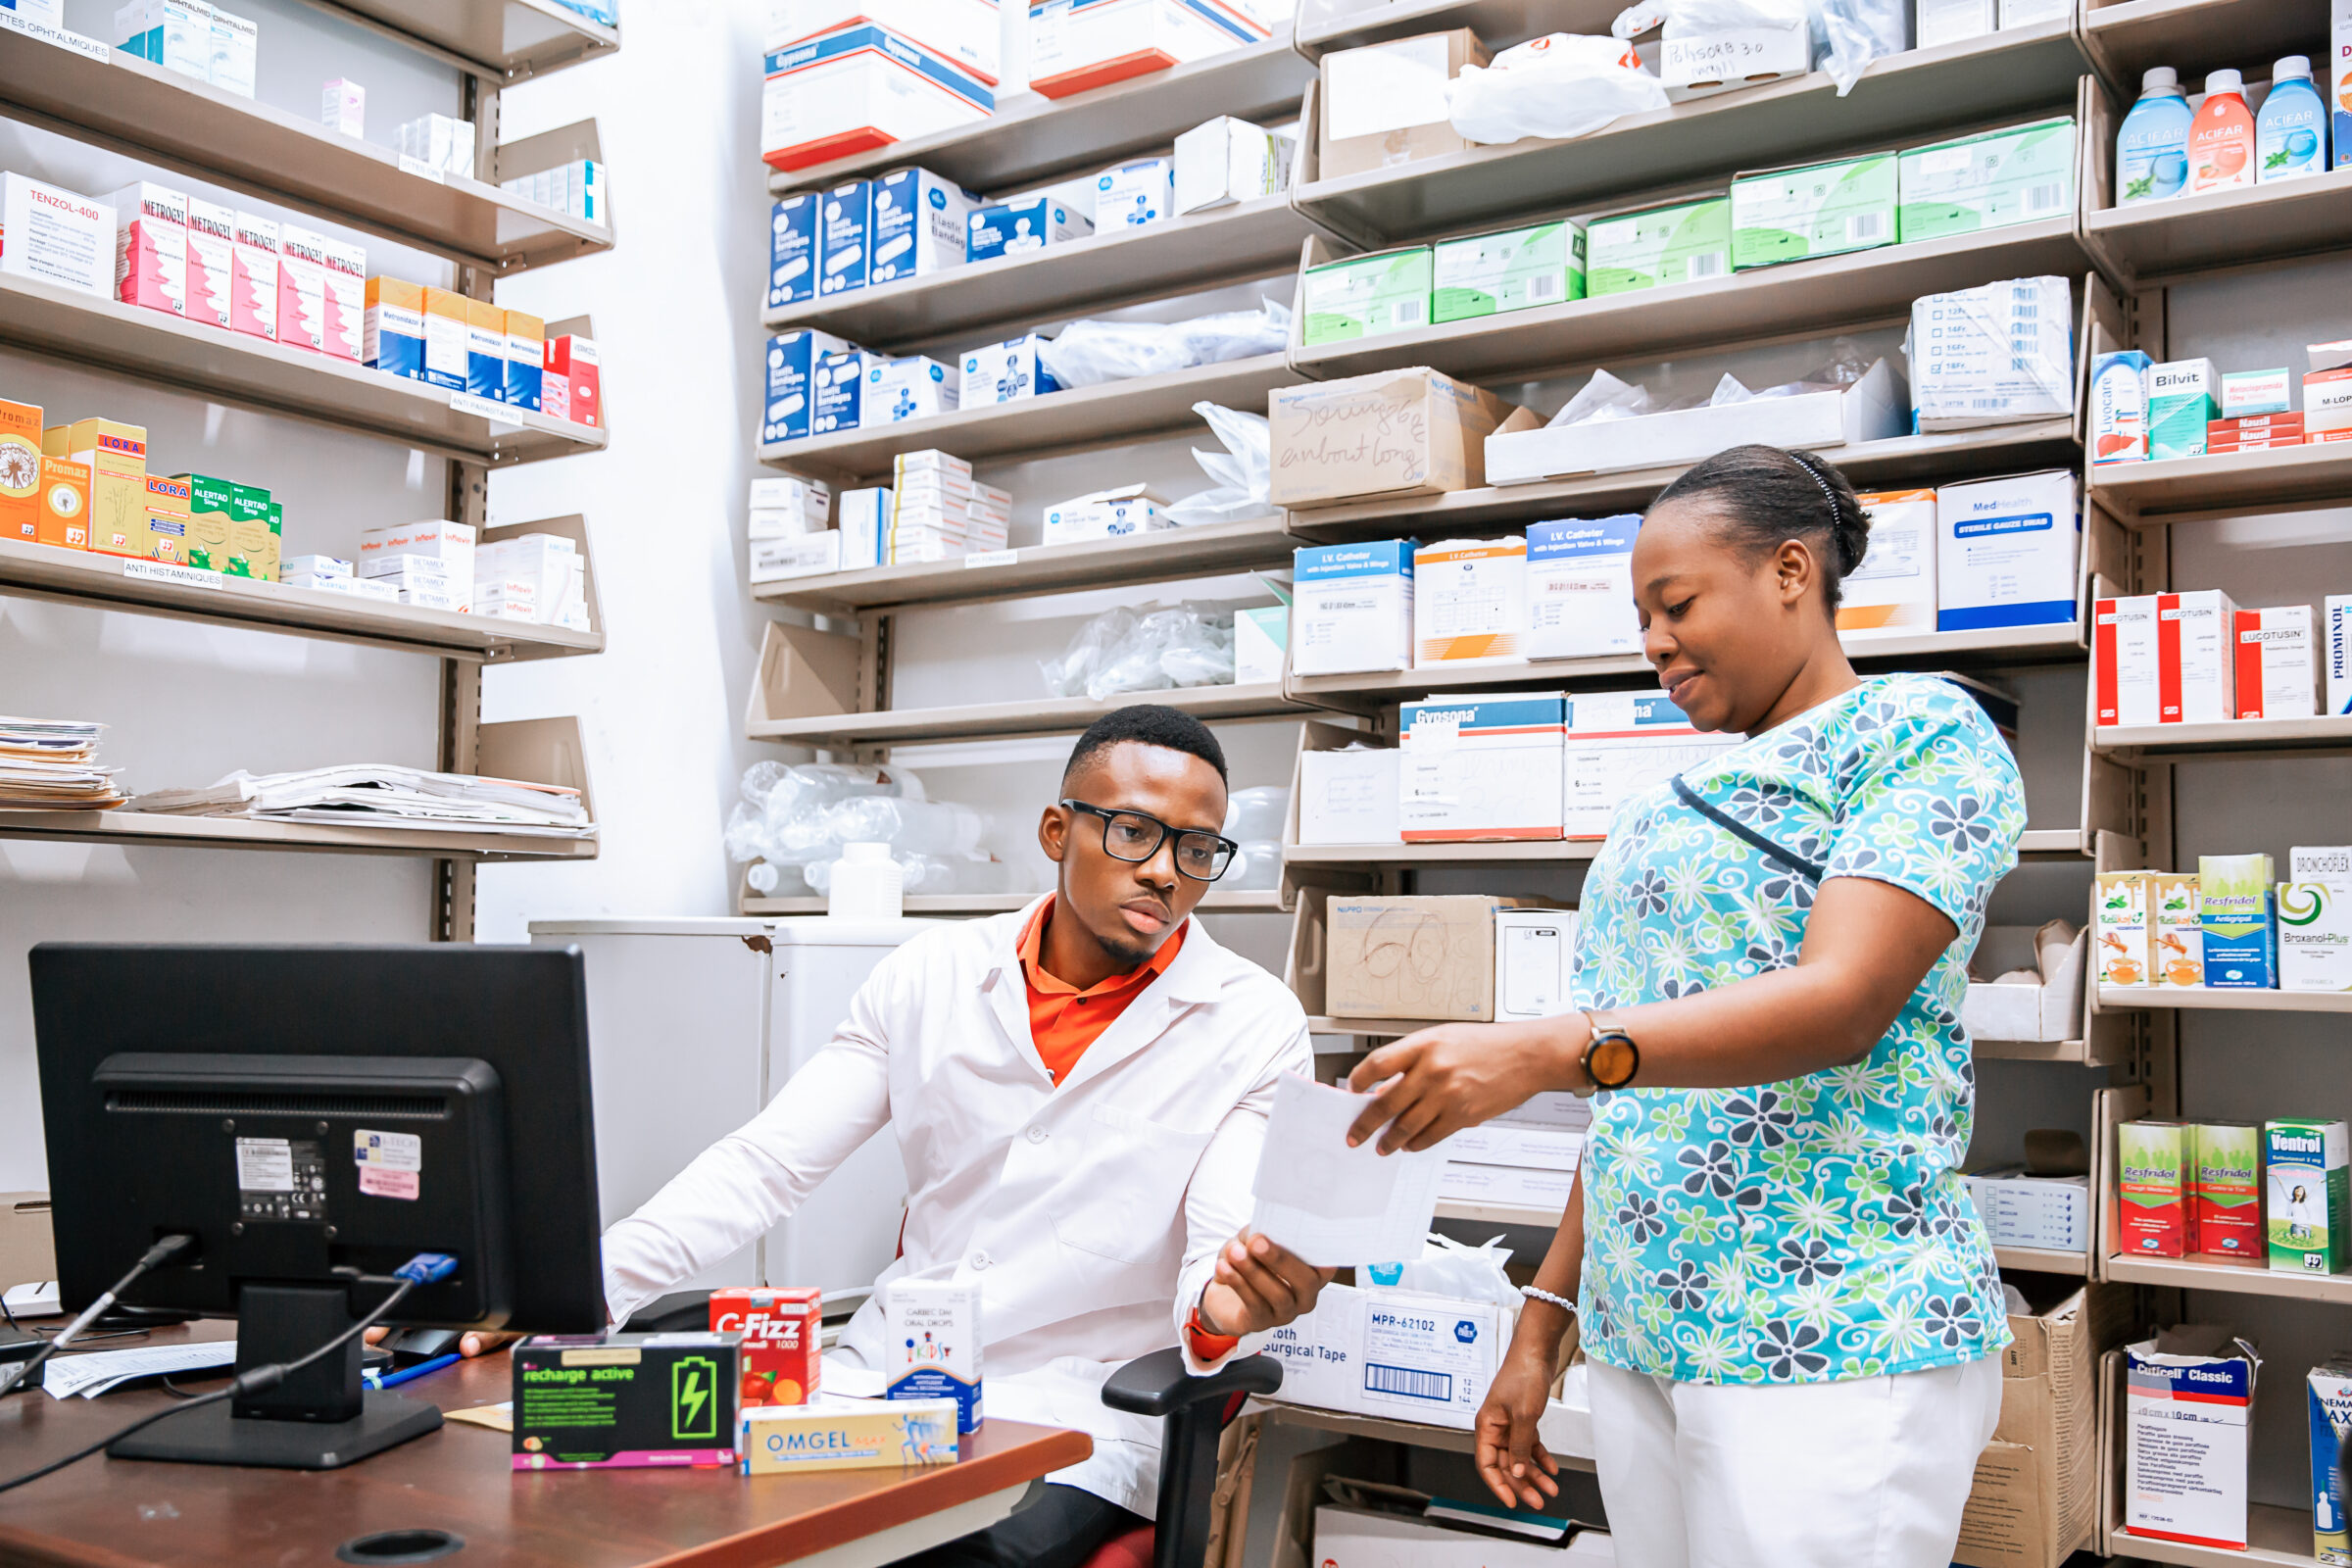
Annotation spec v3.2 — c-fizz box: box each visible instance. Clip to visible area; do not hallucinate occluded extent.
[883,1279,980,1433]
[710,1286,821,1408]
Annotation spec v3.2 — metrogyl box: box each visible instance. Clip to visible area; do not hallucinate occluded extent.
[513,1332,741,1471]
[1936,469,2080,631]
[1896,117,2077,241]
[2236,604,2316,718]
[1561,692,1740,840]
[2192,1122,2264,1263]
[1526,514,1641,660]
[1909,275,2077,430]
[1431,221,1585,323]
[2149,358,2218,461]
[274,224,331,354]
[0,174,114,297]
[2155,589,2236,723]
[964,195,1091,263]
[1839,489,1937,638]
[1301,247,1433,343]
[1413,536,1526,666]
[817,178,870,296]
[2282,882,2352,993]
[2091,350,2152,465]
[957,334,1058,407]
[318,237,364,363]
[1095,157,1174,228]
[765,329,853,442]
[760,27,993,173]
[184,195,234,329]
[420,286,467,391]
[2095,870,2153,986]
[364,276,424,379]
[710,1286,821,1407]
[883,1279,980,1433]
[228,210,277,340]
[2201,853,2278,989]
[2125,1333,2257,1549]
[810,345,866,436]
[1730,153,1898,270]
[2269,1118,2350,1274]
[2312,1357,2352,1564]
[870,168,979,283]
[1398,692,1565,842]
[2096,596,2159,726]
[866,356,959,422]
[1293,540,1415,676]
[2118,1119,2190,1257]
[1587,196,1731,294]
[739,1396,957,1474]
[768,192,817,309]
[100,181,186,316]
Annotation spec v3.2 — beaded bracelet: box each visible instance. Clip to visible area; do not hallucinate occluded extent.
[1520,1285,1576,1315]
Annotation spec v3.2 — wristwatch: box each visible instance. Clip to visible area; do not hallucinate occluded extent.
[1581,1009,1640,1092]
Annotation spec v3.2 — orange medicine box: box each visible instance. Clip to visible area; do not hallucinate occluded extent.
[710,1287,821,1408]
[44,417,147,557]
[0,397,41,542]
[37,456,89,549]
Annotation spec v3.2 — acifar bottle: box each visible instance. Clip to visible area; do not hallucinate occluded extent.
[2188,69,2258,194]
[2257,55,2328,182]
[2117,67,2191,205]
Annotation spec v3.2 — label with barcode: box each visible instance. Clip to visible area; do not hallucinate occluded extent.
[1363,1362,1452,1402]
[398,154,447,184]
[450,390,523,427]
[1390,299,1424,328]
[2026,181,2066,214]
[1526,272,1563,303]
[963,549,1017,568]
[1847,211,1886,243]
[1687,251,1726,280]
[122,559,225,590]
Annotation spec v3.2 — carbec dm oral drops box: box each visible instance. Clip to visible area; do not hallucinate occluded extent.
[883,1279,980,1433]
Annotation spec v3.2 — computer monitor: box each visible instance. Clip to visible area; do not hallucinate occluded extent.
[29,943,608,1470]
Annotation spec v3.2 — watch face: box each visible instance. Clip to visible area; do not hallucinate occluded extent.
[1590,1034,1638,1089]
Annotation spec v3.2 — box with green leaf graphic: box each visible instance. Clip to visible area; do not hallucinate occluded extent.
[1302,247,1434,345]
[2199,854,2277,989]
[2266,1118,2349,1275]
[1898,118,2078,242]
[1587,197,1731,296]
[512,1331,741,1469]
[1730,154,1898,270]
[1433,220,1587,322]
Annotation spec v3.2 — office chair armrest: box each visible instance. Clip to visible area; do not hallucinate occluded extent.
[1101,1346,1283,1419]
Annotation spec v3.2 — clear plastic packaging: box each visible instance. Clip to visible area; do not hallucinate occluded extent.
[1224,840,1284,890]
[1038,299,1291,388]
[1040,602,1237,701]
[1165,401,1275,528]
[1223,785,1291,842]
[726,761,1005,892]
[1446,33,1670,145]
[1612,0,1903,97]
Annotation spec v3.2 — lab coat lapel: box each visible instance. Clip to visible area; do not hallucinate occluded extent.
[1054,916,1223,1096]
[983,896,1054,1086]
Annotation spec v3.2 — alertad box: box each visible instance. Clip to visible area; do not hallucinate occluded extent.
[1300,246,1433,344]
[1730,153,1898,270]
[512,1332,740,1470]
[1898,118,2078,241]
[1587,196,1731,295]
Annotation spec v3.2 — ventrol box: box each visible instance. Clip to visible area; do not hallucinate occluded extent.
[883,1279,980,1433]
[2268,1118,2350,1274]
[512,1332,741,1470]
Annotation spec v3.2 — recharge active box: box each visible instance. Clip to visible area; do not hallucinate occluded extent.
[1292,540,1414,676]
[768,192,818,309]
[761,26,993,173]
[1398,693,1565,842]
[883,1279,980,1433]
[1526,515,1641,660]
[765,329,853,444]
[2268,1117,2350,1274]
[513,1332,740,1470]
[710,1286,821,1408]
[870,168,978,283]
[817,179,870,296]
[2200,853,2277,989]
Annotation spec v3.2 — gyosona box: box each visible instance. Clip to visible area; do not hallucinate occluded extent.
[763,329,854,444]
[1292,540,1414,676]
[1526,514,1642,660]
[1562,692,1740,839]
[1398,692,1566,842]
[869,168,979,284]
[1936,470,2080,632]
[765,0,1002,84]
[760,27,993,173]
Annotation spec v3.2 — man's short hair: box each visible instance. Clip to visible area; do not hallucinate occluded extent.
[1061,705,1228,790]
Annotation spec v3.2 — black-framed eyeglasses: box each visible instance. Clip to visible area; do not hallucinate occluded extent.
[1061,800,1238,882]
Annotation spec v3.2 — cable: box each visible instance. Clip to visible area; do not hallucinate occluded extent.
[0,1236,195,1399]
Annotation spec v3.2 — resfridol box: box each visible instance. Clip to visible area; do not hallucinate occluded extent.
[2200,853,2277,989]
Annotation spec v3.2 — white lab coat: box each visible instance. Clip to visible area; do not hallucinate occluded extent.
[599,899,1313,1517]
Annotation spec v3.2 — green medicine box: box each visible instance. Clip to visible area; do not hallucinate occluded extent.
[1730,153,1898,270]
[1898,117,2078,242]
[1586,198,1732,296]
[1301,247,1434,345]
[1432,220,1587,322]
[2150,393,2217,462]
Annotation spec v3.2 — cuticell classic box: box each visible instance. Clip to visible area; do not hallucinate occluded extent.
[2268,1117,2350,1274]
[2200,853,2278,989]
[512,1332,741,1470]
[1586,196,1731,295]
[1431,221,1585,322]
[1730,152,1898,270]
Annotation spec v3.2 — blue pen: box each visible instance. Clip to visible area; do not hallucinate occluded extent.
[367,1352,461,1391]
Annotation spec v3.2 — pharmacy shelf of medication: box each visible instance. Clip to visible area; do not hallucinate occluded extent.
[0,537,602,662]
[0,25,612,274]
[2093,713,2352,760]
[2098,985,2352,1012]
[0,808,599,861]
[2109,1503,2319,1568]
[2081,0,2328,87]
[752,514,1294,615]
[758,353,1301,475]
[761,195,1321,352]
[0,272,605,467]
[767,38,1312,197]
[1291,19,2090,245]
[288,0,618,81]
[1291,217,2092,385]
[2084,166,2352,284]
[1286,830,2095,867]
[2108,1252,2352,1307]
[746,681,1304,748]
[2092,441,2352,524]
[742,889,1288,917]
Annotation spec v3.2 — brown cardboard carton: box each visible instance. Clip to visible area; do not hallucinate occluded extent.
[1325,894,1548,1020]
[1318,29,1490,180]
[1270,368,1534,508]
[0,1194,54,1293]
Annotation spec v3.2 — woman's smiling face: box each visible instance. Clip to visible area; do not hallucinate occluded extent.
[1630,495,1831,735]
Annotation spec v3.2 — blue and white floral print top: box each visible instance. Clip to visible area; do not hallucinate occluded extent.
[1573,673,2024,1385]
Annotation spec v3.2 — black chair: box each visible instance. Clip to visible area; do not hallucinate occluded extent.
[1092,1348,1283,1568]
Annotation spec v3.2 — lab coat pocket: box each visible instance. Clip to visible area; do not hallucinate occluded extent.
[1050,1102,1214,1266]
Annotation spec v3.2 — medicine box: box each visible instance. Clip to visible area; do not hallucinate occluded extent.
[1435,1160,1580,1213]
[809,345,864,436]
[137,473,191,564]
[1399,692,1565,842]
[1562,692,1738,840]
[1041,485,1166,548]
[760,27,993,173]
[2117,1119,2190,1256]
[0,400,39,546]
[2223,368,2292,417]
[1964,1167,2089,1251]
[866,356,959,423]
[1526,515,1642,660]
[1897,118,2077,241]
[710,1287,821,1408]
[1492,906,1576,1023]
[1236,604,1286,684]
[2149,359,2218,461]
[2192,1122,2262,1260]
[1936,469,2080,631]
[420,286,467,390]
[2153,589,2236,723]
[1095,157,1174,227]
[1270,1283,1499,1430]
[1432,222,1585,323]
[36,455,88,550]
[958,334,1058,407]
[882,1279,980,1433]
[2331,596,2352,715]
[2268,1118,2350,1273]
[752,532,843,582]
[185,196,234,329]
[870,168,979,284]
[2236,604,2316,719]
[817,179,870,296]
[208,6,255,98]
[838,487,891,570]
[1731,153,1898,269]
[364,276,424,379]
[2298,846,2352,880]
[2154,872,2203,987]
[43,418,146,561]
[1029,0,1270,99]
[503,309,545,411]
[321,77,364,137]
[2125,1334,2256,1549]
[2091,351,2153,465]
[542,334,599,427]
[512,1332,740,1471]
[768,192,818,309]
[739,1397,957,1475]
[1413,536,1526,666]
[2201,853,2278,990]
[766,1,1002,84]
[1839,489,1938,639]
[1298,746,1401,845]
[2312,1358,2352,1564]
[1173,116,1294,215]
[1302,248,1433,344]
[318,238,364,363]
[1909,275,2077,430]
[269,225,326,353]
[0,175,115,298]
[965,195,1091,263]
[1587,197,1732,295]
[101,181,186,317]
[1293,540,1415,676]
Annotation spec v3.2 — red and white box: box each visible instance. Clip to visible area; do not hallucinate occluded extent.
[710,1286,822,1408]
[1026,0,1273,98]
[543,334,600,426]
[101,181,188,316]
[184,196,236,329]
[2155,589,2237,724]
[0,173,115,298]
[228,211,279,341]
[2233,603,2316,719]
[2094,595,2159,727]
[2207,413,2306,453]
[274,223,332,353]
[318,236,365,362]
[359,518,474,612]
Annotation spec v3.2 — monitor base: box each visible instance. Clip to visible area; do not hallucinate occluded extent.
[110,1392,444,1470]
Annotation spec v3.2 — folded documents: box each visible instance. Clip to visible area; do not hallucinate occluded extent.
[129,764,592,838]
[41,1341,236,1399]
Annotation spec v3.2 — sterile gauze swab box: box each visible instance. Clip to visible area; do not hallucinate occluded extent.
[184,196,235,328]
[227,210,277,340]
[101,181,187,316]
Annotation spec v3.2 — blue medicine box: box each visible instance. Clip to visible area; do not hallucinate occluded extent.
[769,193,819,310]
[818,179,871,296]
[764,329,853,444]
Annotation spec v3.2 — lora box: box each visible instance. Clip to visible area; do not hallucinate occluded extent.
[512,1332,740,1470]
[739,1396,958,1475]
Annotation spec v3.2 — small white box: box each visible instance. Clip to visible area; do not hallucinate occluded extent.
[280,554,351,580]
[330,576,402,604]
[2235,604,2315,720]
[474,534,582,626]
[321,78,365,137]
[751,531,844,583]
[1399,693,1565,842]
[1936,469,2080,633]
[1909,276,2077,431]
[1414,537,1527,667]
[2125,1335,2256,1551]
[472,577,539,620]
[1094,157,1175,228]
[2155,589,2237,724]
[2095,594,2159,727]
[1964,1167,2088,1250]
[1446,1118,1584,1172]
[1435,1161,1581,1213]
[1173,116,1294,215]
[358,519,475,585]
[1041,485,1167,548]
[2294,846,2352,881]
[2223,368,2292,418]
[882,1278,981,1433]
[1562,692,1740,840]
[1298,747,1400,845]
[839,487,892,570]
[1293,540,1413,676]
[749,476,832,534]
[2280,882,2352,992]
[360,554,453,590]
[2330,595,2352,716]
[207,6,255,97]
[1840,489,1939,640]
[868,167,979,284]
[965,195,1092,263]
[1272,1284,1499,1430]
[396,114,476,176]
[1524,514,1640,661]
[867,356,960,422]
[0,174,115,298]
[1494,906,1577,1023]
[957,334,1059,407]
[1236,605,1286,684]
[764,0,1001,83]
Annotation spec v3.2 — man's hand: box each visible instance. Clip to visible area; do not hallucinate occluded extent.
[1345,1018,1585,1154]
[363,1328,514,1358]
[1198,1229,1334,1339]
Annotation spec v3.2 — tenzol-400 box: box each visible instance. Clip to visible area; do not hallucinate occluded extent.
[1398,692,1565,842]
[513,1332,740,1470]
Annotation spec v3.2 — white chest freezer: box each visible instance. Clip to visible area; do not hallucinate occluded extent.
[528,916,944,1306]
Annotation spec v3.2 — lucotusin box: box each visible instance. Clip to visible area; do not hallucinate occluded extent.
[512,1332,740,1471]
[2192,1122,2264,1264]
[2236,605,2317,719]
[2117,1119,2192,1257]
[2095,595,2160,726]
[2268,1118,2350,1274]
[43,417,146,558]
[364,276,424,379]
[227,211,277,340]
[100,180,187,316]
[883,1279,980,1434]
[184,196,235,329]
[2155,589,2236,724]
[274,222,331,353]
[419,287,467,390]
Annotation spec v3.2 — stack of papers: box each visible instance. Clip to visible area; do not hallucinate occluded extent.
[0,716,124,809]
[129,765,594,839]
[41,1342,237,1399]
[1250,1075,1449,1268]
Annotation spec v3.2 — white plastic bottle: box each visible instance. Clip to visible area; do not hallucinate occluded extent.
[2257,56,2328,183]
[2116,67,2192,205]
[2188,69,2258,194]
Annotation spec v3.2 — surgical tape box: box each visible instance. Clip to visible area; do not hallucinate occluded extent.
[870,168,979,283]
[512,1332,741,1470]
[764,329,853,444]
[1260,1284,1499,1431]
[1563,693,1740,840]
[1399,693,1565,842]
[1292,540,1414,676]
[1936,469,2081,631]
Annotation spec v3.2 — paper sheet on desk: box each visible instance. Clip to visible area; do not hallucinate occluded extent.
[40,1342,236,1399]
[1249,1075,1446,1267]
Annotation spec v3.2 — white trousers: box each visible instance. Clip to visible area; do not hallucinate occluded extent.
[1587,1354,2002,1568]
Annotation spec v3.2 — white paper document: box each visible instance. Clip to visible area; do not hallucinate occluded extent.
[41,1341,237,1399]
[1250,1075,1447,1267]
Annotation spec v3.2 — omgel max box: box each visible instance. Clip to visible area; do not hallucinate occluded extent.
[513,1332,741,1470]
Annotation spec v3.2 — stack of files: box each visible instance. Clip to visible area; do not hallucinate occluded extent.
[40,1342,237,1399]
[0,716,124,810]
[128,765,593,838]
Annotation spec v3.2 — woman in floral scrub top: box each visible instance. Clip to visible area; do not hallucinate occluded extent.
[1345,446,2027,1568]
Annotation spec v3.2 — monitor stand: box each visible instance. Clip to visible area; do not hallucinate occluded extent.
[110,1282,445,1470]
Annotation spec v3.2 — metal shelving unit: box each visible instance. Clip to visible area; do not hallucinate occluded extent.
[288,0,618,80]
[746,682,1305,749]
[2092,443,2352,523]
[2098,986,2352,1013]
[738,889,1286,917]
[2093,714,2352,760]
[2081,0,2327,85]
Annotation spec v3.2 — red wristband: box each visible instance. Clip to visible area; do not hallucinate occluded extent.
[1185,1306,1240,1363]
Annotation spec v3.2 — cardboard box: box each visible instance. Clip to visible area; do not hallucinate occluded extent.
[1731,152,1898,270]
[2311,1357,2352,1564]
[1027,0,1267,98]
[710,1286,820,1408]
[870,167,978,283]
[1562,691,1740,839]
[1897,118,2077,241]
[1526,514,1642,660]
[1910,276,2077,431]
[766,0,1001,83]
[1658,15,1809,91]
[1094,157,1174,228]
[1434,1160,1578,1212]
[2124,1332,2259,1549]
[1432,221,1585,322]
[882,1279,980,1433]
[2154,589,2236,723]
[2201,853,2277,990]
[1298,746,1401,845]
[760,27,992,173]
[738,1396,957,1474]
[1313,1503,1599,1567]
[1271,1283,1500,1429]
[2153,873,2202,987]
[838,487,890,569]
[1953,1283,2132,1568]
[101,180,187,316]
[1587,196,1732,295]
[1840,489,1938,638]
[0,174,115,297]
[2270,1117,2351,1273]
[1963,923,2085,1038]
[1398,692,1565,842]
[2090,351,2151,465]
[1318,29,1489,180]
[43,417,146,559]
[1174,116,1293,214]
[2191,1122,2264,1263]
[1936,469,2080,632]
[964,195,1090,263]
[1968,1168,2088,1251]
[1293,540,1415,676]
[866,355,959,423]
[767,191,817,309]
[1301,247,1433,344]
[2118,1119,2191,1256]
[321,76,364,136]
[1326,895,1533,1020]
[1271,368,1528,508]
[2236,604,2317,719]
[1412,536,1526,666]
[512,1332,740,1470]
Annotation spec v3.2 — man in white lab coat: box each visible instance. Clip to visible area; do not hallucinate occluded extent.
[601,704,1332,1566]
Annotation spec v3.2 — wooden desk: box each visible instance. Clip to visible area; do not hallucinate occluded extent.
[0,1324,1092,1568]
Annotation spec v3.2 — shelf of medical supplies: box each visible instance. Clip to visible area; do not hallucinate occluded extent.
[1294,0,1602,59]
[739,889,1287,916]
[2109,1505,2318,1568]
[2084,168,2352,284]
[1306,1016,2101,1057]
[1279,420,2085,541]
[762,196,1321,351]
[289,0,618,81]
[752,515,1296,615]
[758,354,1303,477]
[2098,985,2352,1012]
[2094,714,2352,760]
[1285,841,1603,866]
[0,809,599,861]
[0,271,605,466]
[745,681,1304,748]
[1434,1198,1575,1231]
[766,38,1314,198]
[0,537,602,662]
[0,25,612,273]
[1304,1015,1424,1038]
[1291,20,2089,245]
[2081,0,2328,91]
[1293,218,2091,384]
[1993,1245,2092,1276]
[2106,1252,2352,1305]
[2091,442,2352,523]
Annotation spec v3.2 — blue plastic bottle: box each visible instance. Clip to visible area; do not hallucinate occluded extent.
[2117,67,2192,205]
[2257,55,2328,183]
